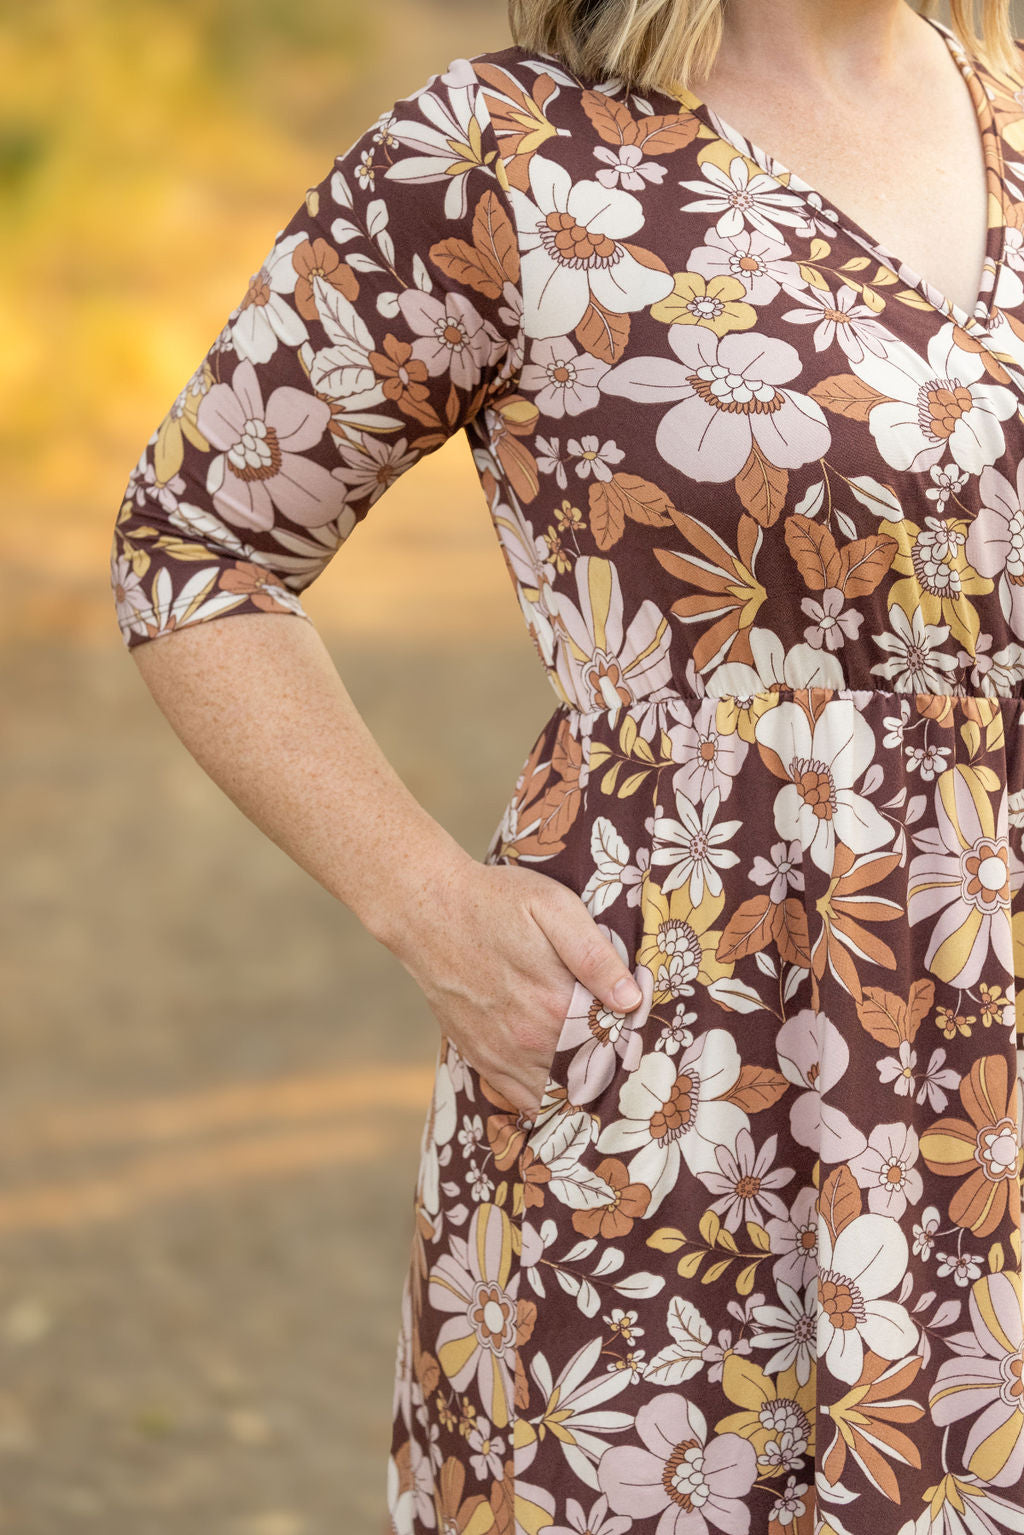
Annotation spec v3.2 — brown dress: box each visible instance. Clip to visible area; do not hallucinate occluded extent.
[111,16,1024,1533]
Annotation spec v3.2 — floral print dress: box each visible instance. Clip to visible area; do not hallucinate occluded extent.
[110,14,1024,1534]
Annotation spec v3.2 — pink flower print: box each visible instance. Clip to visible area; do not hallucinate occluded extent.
[686,228,803,305]
[848,1121,924,1218]
[594,142,668,191]
[568,435,625,481]
[748,839,804,903]
[766,1186,820,1290]
[520,338,611,418]
[967,460,1024,641]
[428,1202,520,1430]
[331,434,420,509]
[801,586,863,650]
[700,1129,794,1232]
[908,774,1024,989]
[929,1271,1024,1488]
[780,282,891,363]
[197,359,339,530]
[597,1393,757,1534]
[600,327,831,482]
[550,1493,632,1535]
[110,552,152,634]
[397,289,496,391]
[775,1009,868,1163]
[666,699,749,806]
[560,962,654,1106]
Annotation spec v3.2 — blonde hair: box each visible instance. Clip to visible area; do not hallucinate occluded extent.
[507,0,1023,95]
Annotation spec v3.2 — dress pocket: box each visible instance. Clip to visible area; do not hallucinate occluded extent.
[525,977,596,1139]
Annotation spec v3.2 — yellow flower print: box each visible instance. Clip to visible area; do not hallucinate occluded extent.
[715,1352,817,1476]
[555,498,584,531]
[638,872,733,1004]
[650,271,758,334]
[936,1005,975,1041]
[878,514,993,653]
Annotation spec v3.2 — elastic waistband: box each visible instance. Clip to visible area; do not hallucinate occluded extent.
[556,683,1024,718]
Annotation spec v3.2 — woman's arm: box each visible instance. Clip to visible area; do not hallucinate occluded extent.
[130,610,645,1115]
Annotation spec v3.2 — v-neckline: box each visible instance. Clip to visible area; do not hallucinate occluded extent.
[668,13,1010,334]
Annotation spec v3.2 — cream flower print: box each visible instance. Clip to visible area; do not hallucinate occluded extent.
[384,63,495,218]
[417,1058,457,1218]
[751,1279,819,1386]
[507,156,674,338]
[869,603,959,690]
[600,327,832,482]
[548,555,675,717]
[526,1335,634,1487]
[780,282,891,362]
[816,1214,918,1385]
[855,320,1018,476]
[595,1030,749,1213]
[753,697,894,875]
[678,153,809,240]
[650,782,743,903]
[111,553,152,634]
[232,231,310,366]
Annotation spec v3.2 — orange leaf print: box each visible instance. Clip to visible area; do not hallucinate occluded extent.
[588,480,626,550]
[774,898,812,969]
[716,893,776,962]
[581,89,638,146]
[576,300,632,364]
[784,513,844,591]
[808,373,893,420]
[589,474,677,548]
[835,533,899,596]
[857,980,935,1048]
[472,189,521,287]
[819,1164,862,1241]
[633,114,702,155]
[430,236,503,299]
[734,443,788,526]
[430,190,520,300]
[720,1064,790,1113]
[607,473,677,526]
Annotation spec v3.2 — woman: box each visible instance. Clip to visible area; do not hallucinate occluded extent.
[109,1,1024,1530]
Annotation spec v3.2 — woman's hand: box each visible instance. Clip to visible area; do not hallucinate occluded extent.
[385,853,645,1119]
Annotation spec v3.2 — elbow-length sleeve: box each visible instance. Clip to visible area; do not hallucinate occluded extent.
[110,57,525,649]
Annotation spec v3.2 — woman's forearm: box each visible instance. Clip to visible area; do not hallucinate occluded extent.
[129,610,475,955]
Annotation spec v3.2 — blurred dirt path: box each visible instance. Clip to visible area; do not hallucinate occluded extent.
[0,630,554,1533]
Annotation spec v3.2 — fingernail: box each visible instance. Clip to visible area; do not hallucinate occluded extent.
[613,977,643,1009]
